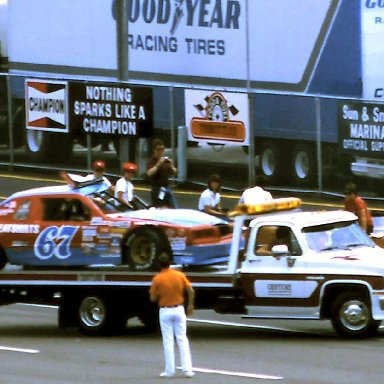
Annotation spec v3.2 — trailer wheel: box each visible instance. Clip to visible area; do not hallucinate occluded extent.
[331,292,380,338]
[78,295,126,335]
[291,143,315,186]
[124,228,170,271]
[259,141,281,184]
[25,130,73,163]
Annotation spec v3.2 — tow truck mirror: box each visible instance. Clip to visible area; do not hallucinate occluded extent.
[271,244,289,255]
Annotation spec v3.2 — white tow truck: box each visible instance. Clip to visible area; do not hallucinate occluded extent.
[1,198,384,338]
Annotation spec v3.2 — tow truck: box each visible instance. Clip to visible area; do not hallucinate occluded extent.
[1,197,384,338]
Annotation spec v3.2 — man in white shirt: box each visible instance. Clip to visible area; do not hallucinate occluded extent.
[239,175,273,205]
[114,162,137,209]
[239,186,273,205]
[84,160,113,188]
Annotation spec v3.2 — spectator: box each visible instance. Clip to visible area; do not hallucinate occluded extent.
[198,174,227,217]
[114,162,137,209]
[344,182,373,234]
[146,139,178,208]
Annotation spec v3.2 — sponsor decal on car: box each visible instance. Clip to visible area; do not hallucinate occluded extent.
[0,224,40,234]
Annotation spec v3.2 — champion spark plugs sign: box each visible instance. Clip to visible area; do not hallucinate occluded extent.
[185,89,249,145]
[25,79,154,138]
[69,82,153,137]
[26,80,68,132]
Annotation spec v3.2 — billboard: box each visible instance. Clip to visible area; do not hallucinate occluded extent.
[25,79,68,133]
[25,79,153,138]
[10,0,339,91]
[69,82,153,138]
[185,89,249,146]
[338,100,384,158]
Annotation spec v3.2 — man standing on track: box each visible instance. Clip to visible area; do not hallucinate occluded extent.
[149,253,195,379]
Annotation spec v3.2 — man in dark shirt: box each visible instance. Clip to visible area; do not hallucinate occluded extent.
[146,139,178,208]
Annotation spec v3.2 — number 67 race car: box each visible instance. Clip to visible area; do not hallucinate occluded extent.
[0,177,234,271]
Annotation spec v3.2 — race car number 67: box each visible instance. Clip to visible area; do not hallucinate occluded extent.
[34,226,79,260]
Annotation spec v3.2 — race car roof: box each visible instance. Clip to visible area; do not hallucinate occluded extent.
[4,179,110,201]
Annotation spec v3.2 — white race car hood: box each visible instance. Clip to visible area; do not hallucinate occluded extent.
[108,208,228,227]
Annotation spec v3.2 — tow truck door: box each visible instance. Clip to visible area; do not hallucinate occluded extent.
[239,224,319,315]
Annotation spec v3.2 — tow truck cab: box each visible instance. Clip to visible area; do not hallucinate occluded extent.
[228,199,384,338]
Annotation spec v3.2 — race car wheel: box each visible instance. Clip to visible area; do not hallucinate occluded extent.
[78,295,126,335]
[124,228,170,271]
[331,292,380,338]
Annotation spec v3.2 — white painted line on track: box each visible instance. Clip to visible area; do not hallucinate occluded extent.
[17,303,58,309]
[178,367,283,380]
[0,346,39,354]
[188,318,310,334]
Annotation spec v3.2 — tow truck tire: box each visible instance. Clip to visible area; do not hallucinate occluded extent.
[124,228,170,271]
[77,295,126,335]
[25,130,73,163]
[331,292,380,338]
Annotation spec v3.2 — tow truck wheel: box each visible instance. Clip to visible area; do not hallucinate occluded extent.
[124,228,170,271]
[331,292,380,338]
[78,295,126,335]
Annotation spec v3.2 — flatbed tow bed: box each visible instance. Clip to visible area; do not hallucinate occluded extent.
[0,263,241,335]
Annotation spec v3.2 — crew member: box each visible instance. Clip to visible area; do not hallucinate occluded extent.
[149,253,195,379]
[114,162,137,209]
[198,174,227,217]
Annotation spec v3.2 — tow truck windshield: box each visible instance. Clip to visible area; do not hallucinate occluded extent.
[302,221,375,252]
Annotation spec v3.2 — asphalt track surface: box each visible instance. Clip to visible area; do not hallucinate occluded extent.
[1,172,384,384]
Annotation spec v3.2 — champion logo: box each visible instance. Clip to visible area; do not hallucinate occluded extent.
[26,80,68,133]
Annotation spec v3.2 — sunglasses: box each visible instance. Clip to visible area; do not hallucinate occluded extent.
[156,146,165,151]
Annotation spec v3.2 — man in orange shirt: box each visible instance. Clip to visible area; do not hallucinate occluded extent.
[344,182,373,234]
[149,253,195,379]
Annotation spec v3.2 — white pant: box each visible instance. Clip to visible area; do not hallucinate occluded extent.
[159,306,193,375]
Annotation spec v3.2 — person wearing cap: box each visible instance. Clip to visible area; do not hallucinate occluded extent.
[198,174,227,217]
[149,253,195,379]
[344,182,373,234]
[84,160,112,189]
[114,162,137,209]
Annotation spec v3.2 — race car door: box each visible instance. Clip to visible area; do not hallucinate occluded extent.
[33,197,93,266]
[239,224,319,318]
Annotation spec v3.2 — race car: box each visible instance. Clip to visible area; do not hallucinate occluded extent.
[0,178,234,271]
